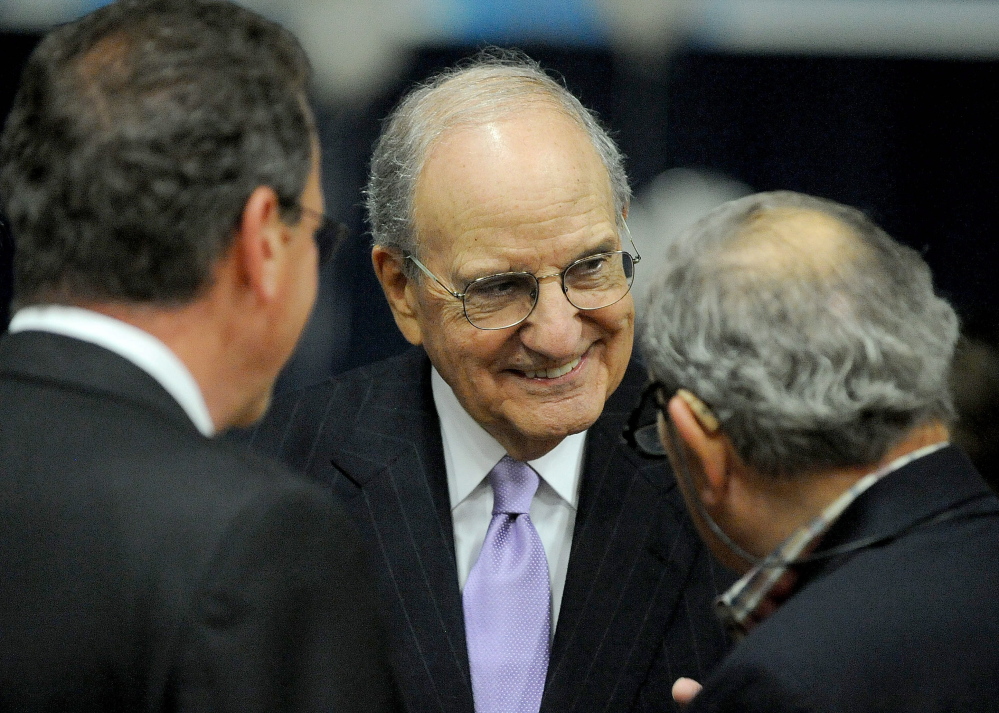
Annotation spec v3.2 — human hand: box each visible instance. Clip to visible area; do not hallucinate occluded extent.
[672,677,703,706]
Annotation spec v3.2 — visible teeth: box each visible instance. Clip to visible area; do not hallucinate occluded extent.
[524,357,581,379]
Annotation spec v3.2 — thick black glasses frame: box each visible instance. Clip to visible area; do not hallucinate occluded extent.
[623,381,671,457]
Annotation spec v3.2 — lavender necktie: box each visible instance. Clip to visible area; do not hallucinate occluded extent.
[462,455,552,713]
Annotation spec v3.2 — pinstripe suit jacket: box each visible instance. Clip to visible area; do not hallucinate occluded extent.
[253,348,730,713]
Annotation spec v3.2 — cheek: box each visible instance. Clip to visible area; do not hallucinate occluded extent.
[291,266,318,339]
[417,301,475,358]
[289,238,319,310]
[419,312,514,390]
[430,329,510,380]
[303,267,319,316]
[594,293,635,333]
[594,302,635,376]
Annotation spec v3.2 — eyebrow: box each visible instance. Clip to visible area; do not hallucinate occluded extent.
[455,235,622,285]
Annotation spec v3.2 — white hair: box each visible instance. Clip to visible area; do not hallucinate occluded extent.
[365,48,630,276]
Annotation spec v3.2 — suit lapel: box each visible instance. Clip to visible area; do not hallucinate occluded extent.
[267,351,723,713]
[544,361,706,712]
[311,350,475,713]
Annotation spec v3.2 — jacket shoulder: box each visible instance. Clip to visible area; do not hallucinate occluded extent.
[252,347,429,471]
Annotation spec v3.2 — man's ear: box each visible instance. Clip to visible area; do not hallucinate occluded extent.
[371,245,423,345]
[235,185,285,303]
[676,388,720,432]
[667,391,729,505]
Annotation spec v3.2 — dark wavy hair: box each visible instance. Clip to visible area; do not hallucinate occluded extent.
[0,0,314,306]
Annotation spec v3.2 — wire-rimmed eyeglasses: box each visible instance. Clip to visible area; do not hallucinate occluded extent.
[279,201,348,266]
[405,222,641,330]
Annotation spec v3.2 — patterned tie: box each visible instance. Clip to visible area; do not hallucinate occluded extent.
[462,456,552,713]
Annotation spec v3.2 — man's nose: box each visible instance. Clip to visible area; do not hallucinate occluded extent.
[517,274,581,358]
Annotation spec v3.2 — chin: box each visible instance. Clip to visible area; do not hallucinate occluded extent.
[537,393,605,431]
[509,404,601,449]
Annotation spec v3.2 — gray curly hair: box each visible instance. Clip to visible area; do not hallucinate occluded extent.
[640,190,958,477]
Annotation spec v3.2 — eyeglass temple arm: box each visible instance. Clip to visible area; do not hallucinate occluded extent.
[621,219,641,264]
[406,254,464,299]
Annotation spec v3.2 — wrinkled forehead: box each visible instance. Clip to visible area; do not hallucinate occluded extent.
[412,107,617,260]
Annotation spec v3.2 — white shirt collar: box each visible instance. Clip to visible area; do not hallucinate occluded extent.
[431,366,584,510]
[8,305,215,436]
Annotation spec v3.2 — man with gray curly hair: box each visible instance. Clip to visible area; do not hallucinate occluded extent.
[254,50,729,713]
[635,190,999,712]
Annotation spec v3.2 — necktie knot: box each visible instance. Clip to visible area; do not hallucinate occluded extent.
[489,455,539,515]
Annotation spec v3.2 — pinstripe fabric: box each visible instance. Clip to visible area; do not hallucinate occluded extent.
[252,348,731,713]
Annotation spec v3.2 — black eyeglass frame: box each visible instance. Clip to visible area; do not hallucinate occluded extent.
[278,200,349,266]
[623,381,673,457]
[405,221,642,330]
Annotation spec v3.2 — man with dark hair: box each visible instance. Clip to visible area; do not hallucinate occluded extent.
[0,1,395,710]
[253,51,729,713]
[635,190,999,712]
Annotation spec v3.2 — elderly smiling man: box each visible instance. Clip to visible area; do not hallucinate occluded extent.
[253,52,729,713]
[635,191,999,712]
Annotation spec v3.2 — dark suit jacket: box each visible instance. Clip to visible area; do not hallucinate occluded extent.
[253,347,731,713]
[687,446,999,713]
[0,330,397,713]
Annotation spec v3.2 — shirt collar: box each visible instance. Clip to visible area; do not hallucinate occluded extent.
[716,441,949,639]
[8,305,215,436]
[431,366,585,510]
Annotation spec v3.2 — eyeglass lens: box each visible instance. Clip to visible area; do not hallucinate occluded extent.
[624,382,670,457]
[280,201,348,267]
[463,251,636,329]
[634,424,668,456]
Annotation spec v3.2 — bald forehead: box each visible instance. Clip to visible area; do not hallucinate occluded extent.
[421,95,592,165]
[421,103,605,181]
[413,106,614,240]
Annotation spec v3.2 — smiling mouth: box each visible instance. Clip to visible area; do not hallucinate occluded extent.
[522,356,582,380]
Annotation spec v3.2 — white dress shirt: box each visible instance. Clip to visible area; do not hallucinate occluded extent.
[8,305,215,436]
[432,367,585,631]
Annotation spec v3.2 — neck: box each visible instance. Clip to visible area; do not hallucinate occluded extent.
[85,296,263,433]
[493,435,561,463]
[740,421,950,560]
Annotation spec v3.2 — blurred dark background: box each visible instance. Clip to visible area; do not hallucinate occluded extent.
[2,2,997,397]
[330,47,999,376]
